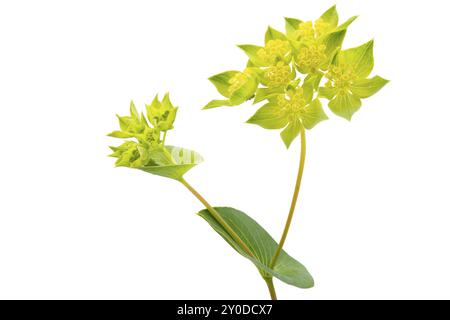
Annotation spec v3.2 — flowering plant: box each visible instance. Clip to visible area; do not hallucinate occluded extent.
[108,5,387,299]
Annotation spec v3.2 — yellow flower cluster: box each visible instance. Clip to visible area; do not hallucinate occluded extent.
[264,62,291,87]
[314,18,330,37]
[325,65,357,90]
[297,21,315,39]
[277,88,307,121]
[110,141,147,168]
[228,70,251,95]
[297,19,330,39]
[257,39,291,65]
[297,44,327,73]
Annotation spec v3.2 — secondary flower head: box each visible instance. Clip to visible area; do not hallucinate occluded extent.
[108,95,203,180]
[108,99,169,168]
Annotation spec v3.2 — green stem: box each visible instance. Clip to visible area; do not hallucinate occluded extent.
[270,126,306,269]
[179,178,254,258]
[264,278,277,300]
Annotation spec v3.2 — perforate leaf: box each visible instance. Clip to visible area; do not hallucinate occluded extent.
[198,207,314,289]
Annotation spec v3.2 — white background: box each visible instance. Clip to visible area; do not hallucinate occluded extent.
[0,0,449,300]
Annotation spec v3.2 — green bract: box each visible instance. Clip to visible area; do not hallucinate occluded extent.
[205,5,388,148]
[108,95,202,180]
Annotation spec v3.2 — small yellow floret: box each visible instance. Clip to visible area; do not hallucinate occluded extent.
[277,87,307,121]
[325,65,357,90]
[228,70,251,95]
[297,44,327,73]
[314,18,330,37]
[257,39,291,65]
[297,21,315,39]
[264,62,292,87]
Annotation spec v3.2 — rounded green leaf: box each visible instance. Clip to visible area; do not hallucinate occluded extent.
[140,146,203,180]
[198,207,314,289]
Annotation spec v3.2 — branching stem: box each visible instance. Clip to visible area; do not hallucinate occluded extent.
[179,178,254,258]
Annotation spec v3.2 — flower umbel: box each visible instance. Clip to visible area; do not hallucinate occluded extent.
[325,64,357,90]
[205,5,388,148]
[263,62,293,88]
[248,83,328,147]
[296,44,327,74]
[257,39,291,65]
[278,88,308,122]
[319,40,389,120]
